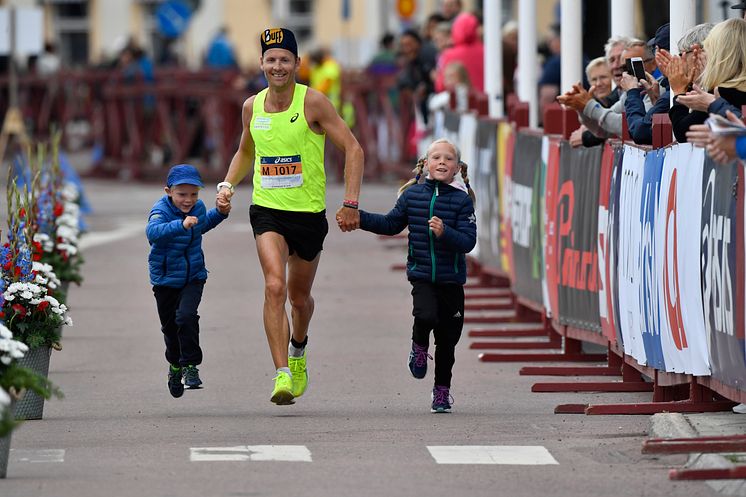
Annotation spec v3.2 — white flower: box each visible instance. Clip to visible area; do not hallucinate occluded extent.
[0,388,10,407]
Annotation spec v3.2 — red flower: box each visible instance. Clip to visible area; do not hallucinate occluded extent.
[36,300,49,312]
[11,304,26,318]
[32,252,41,261]
[13,266,20,276]
[0,312,5,319]
[53,203,64,217]
[18,208,26,218]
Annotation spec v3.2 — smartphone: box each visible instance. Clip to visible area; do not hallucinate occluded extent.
[624,57,646,81]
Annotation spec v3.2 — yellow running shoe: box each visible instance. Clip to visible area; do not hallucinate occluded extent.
[271,371,295,405]
[288,350,308,397]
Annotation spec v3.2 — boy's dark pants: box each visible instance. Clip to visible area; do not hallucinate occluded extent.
[410,280,465,388]
[153,280,205,367]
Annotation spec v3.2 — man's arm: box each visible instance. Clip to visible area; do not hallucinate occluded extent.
[220,96,256,198]
[306,87,364,231]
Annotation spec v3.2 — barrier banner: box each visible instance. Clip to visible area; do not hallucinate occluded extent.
[509,131,544,304]
[555,142,603,332]
[618,145,647,364]
[501,126,516,279]
[609,145,625,346]
[639,149,666,370]
[473,119,500,268]
[702,157,746,387]
[598,142,618,344]
[497,123,513,275]
[443,110,460,145]
[658,144,709,375]
[543,137,562,318]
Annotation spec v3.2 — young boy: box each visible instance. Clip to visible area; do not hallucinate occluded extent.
[147,164,231,398]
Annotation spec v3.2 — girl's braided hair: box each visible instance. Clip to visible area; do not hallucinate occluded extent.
[398,138,476,206]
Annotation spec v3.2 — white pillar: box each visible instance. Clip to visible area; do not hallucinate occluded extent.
[610,0,635,38]
[670,1,696,56]
[484,0,503,118]
[560,0,582,93]
[518,0,538,128]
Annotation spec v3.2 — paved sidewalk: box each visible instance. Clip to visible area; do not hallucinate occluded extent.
[650,412,746,496]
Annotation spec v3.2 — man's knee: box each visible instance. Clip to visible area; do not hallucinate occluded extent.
[264,277,287,303]
[288,291,313,312]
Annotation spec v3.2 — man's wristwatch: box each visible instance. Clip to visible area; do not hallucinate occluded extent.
[217,181,234,193]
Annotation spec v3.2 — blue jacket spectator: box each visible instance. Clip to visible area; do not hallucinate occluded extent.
[624,78,671,144]
[205,29,238,69]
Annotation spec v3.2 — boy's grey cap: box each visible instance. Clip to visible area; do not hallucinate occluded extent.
[167,164,204,187]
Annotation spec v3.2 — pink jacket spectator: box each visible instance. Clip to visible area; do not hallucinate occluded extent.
[435,12,484,93]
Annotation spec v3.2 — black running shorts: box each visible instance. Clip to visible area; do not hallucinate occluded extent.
[249,204,328,261]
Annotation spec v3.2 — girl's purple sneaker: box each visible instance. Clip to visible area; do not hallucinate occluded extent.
[431,385,453,413]
[408,342,432,379]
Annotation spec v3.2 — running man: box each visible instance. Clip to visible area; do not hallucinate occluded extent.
[217,27,363,405]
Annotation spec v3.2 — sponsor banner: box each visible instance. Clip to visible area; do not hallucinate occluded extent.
[597,142,618,344]
[499,124,516,277]
[509,131,544,305]
[617,145,647,365]
[639,149,666,370]
[702,156,746,388]
[609,145,625,347]
[555,142,603,332]
[543,137,562,318]
[473,119,500,268]
[658,144,709,375]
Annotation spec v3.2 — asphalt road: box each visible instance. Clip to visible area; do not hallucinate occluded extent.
[1,179,720,497]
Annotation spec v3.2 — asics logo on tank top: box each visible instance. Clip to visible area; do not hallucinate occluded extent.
[290,113,299,123]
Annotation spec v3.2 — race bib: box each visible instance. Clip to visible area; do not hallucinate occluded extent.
[259,155,303,189]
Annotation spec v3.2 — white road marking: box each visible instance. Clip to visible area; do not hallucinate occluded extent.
[10,449,65,463]
[79,220,143,250]
[427,446,559,465]
[190,445,312,462]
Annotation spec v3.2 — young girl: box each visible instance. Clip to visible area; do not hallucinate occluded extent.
[357,138,476,412]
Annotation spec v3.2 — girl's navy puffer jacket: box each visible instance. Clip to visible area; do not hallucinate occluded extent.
[146,195,227,287]
[360,179,476,284]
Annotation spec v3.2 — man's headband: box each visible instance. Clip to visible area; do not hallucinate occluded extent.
[260,28,298,57]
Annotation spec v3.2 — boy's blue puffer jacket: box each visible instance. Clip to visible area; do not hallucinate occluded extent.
[146,195,227,287]
[359,179,476,284]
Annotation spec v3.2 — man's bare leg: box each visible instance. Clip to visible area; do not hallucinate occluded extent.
[255,232,291,369]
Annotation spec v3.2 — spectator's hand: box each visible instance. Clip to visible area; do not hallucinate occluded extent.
[568,125,586,147]
[336,206,360,232]
[640,73,660,104]
[691,45,706,81]
[708,135,739,164]
[183,216,198,229]
[655,48,673,78]
[667,55,693,95]
[428,216,444,237]
[685,123,713,148]
[556,82,592,111]
[676,83,716,112]
[619,72,640,92]
[216,194,232,215]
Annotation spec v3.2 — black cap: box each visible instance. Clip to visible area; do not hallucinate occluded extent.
[647,23,670,51]
[260,28,298,57]
[731,1,746,9]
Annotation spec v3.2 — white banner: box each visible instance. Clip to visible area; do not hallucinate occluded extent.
[617,145,647,364]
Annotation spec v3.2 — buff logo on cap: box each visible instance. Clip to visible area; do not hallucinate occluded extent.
[260,28,298,57]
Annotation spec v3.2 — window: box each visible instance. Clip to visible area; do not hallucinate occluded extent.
[48,0,89,67]
[273,0,313,43]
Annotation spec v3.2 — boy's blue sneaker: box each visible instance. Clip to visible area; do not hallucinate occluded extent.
[408,342,432,379]
[183,365,202,389]
[168,365,184,398]
[431,385,453,413]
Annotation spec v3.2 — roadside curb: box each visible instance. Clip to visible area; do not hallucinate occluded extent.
[649,413,746,496]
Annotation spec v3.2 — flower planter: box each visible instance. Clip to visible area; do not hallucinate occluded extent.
[0,428,11,478]
[13,346,52,420]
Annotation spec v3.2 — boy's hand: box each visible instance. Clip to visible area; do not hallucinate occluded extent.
[183,216,198,229]
[216,195,232,215]
[428,216,444,237]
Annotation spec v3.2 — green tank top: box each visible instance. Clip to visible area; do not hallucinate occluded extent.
[250,84,326,212]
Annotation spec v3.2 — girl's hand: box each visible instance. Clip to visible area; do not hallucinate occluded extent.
[428,216,444,237]
[183,216,198,229]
